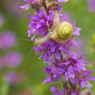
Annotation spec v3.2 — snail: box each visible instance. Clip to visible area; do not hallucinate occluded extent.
[22,11,73,56]
[22,11,73,45]
[33,11,73,45]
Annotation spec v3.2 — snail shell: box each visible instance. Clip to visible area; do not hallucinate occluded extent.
[50,21,73,44]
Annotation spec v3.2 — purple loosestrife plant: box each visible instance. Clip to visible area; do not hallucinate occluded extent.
[21,0,95,94]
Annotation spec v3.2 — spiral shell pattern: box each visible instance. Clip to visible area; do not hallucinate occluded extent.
[57,21,73,39]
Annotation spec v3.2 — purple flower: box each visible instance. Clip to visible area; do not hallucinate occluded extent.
[20,3,30,10]
[20,0,41,10]
[5,52,22,67]
[57,3,63,12]
[28,9,54,38]
[51,86,78,95]
[56,0,69,3]
[51,87,64,95]
[80,70,95,88]
[87,0,95,12]
[43,65,62,83]
[0,32,17,49]
[43,51,95,93]
[65,65,75,80]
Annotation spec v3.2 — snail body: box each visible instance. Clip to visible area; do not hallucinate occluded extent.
[33,12,73,45]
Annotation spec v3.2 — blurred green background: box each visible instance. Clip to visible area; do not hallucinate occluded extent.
[0,0,95,95]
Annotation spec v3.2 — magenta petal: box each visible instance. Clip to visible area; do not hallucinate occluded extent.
[70,52,77,60]
[51,43,57,52]
[71,20,76,26]
[73,27,81,36]
[83,70,93,77]
[51,87,59,93]
[71,92,77,95]
[43,77,51,84]
[20,3,30,10]
[86,81,92,88]
[27,29,36,37]
[56,68,65,74]
[57,0,69,2]
[69,78,78,84]
[80,80,92,88]
[80,80,86,88]
[68,66,75,78]
[44,66,51,74]
[87,77,95,81]
[54,51,60,59]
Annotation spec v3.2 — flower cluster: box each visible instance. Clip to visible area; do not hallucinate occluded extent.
[21,0,95,94]
[47,53,95,94]
[20,0,41,10]
[0,31,22,84]
[28,9,54,38]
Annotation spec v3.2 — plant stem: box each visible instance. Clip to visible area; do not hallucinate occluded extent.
[42,0,49,15]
